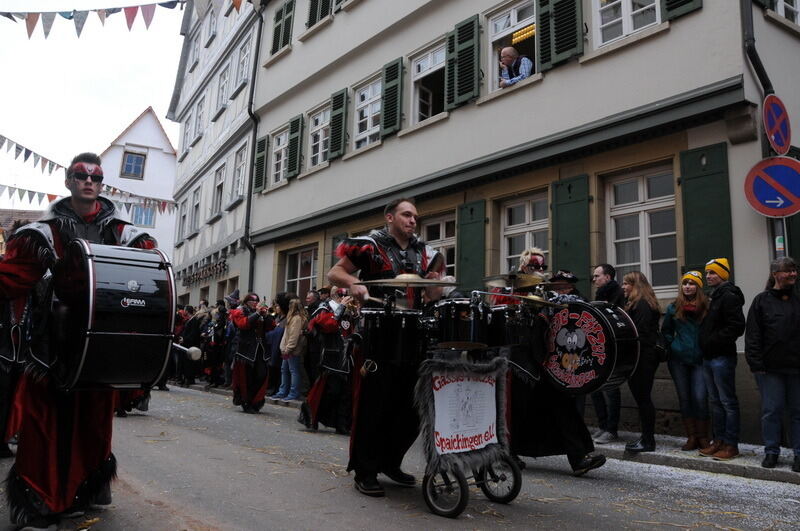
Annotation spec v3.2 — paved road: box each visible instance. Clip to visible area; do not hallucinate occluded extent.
[1,386,799,530]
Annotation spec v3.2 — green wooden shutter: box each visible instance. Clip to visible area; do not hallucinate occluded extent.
[281,0,294,49]
[456,200,486,293]
[307,0,330,27]
[662,0,703,21]
[537,0,554,72]
[551,174,591,296]
[380,57,403,138]
[328,88,348,160]
[444,15,480,111]
[551,0,584,66]
[334,0,345,11]
[270,4,284,55]
[680,143,734,274]
[286,114,304,179]
[252,136,268,193]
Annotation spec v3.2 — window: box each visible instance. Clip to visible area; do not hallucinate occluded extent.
[271,0,295,54]
[190,188,201,232]
[189,37,200,70]
[177,200,188,239]
[121,151,146,179]
[593,0,660,46]
[285,247,318,295]
[182,114,192,152]
[271,129,289,184]
[212,164,225,215]
[778,0,798,24]
[423,216,456,277]
[502,194,549,272]
[194,97,205,138]
[488,1,536,91]
[606,165,677,289]
[308,106,330,167]
[411,44,446,123]
[353,79,381,150]
[132,205,156,228]
[205,7,217,46]
[217,65,229,110]
[231,145,247,199]
[236,40,250,85]
[307,0,332,28]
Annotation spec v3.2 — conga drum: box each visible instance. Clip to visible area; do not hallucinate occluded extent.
[47,239,175,390]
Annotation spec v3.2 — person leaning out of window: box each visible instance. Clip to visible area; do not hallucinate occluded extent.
[499,46,532,88]
[661,271,710,452]
[745,257,800,472]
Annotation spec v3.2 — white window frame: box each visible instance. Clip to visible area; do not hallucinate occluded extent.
[487,0,536,92]
[236,40,251,85]
[217,65,229,110]
[777,0,799,24]
[190,37,200,68]
[308,105,331,168]
[194,97,205,138]
[592,0,661,48]
[353,77,382,150]
[212,164,226,215]
[177,199,187,239]
[231,144,247,200]
[121,151,146,179]
[284,246,318,294]
[422,214,457,277]
[132,205,156,228]
[271,128,289,185]
[410,42,446,124]
[501,193,549,273]
[182,113,193,152]
[205,7,217,45]
[190,188,202,232]
[605,164,677,295]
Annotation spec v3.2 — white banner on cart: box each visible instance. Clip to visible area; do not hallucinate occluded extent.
[432,372,497,455]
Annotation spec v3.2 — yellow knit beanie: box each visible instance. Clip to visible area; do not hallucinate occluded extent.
[681,270,704,287]
[705,258,730,281]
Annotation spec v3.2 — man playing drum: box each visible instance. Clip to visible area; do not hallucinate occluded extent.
[328,198,444,497]
[0,153,156,529]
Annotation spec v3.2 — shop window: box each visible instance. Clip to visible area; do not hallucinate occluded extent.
[501,194,548,272]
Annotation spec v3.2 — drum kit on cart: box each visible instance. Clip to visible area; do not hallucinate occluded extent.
[355,271,640,518]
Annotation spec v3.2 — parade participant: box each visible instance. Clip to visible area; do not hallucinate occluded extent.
[298,289,357,434]
[328,198,444,497]
[0,153,156,529]
[230,293,274,413]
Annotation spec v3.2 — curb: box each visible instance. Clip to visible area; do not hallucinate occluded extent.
[183,383,302,409]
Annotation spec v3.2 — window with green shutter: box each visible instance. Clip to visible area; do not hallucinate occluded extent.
[271,0,294,55]
[552,174,591,295]
[380,58,403,138]
[445,15,481,111]
[662,0,703,20]
[538,0,583,72]
[286,114,304,179]
[328,88,348,160]
[307,0,331,28]
[456,200,486,293]
[252,136,268,193]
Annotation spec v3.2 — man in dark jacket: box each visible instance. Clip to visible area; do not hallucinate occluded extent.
[698,258,745,461]
[745,257,800,472]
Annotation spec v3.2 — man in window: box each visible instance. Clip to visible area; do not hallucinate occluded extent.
[499,46,532,88]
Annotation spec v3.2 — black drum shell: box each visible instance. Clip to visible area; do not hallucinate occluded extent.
[434,299,490,350]
[488,304,538,347]
[359,308,425,366]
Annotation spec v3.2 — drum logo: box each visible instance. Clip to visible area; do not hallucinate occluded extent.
[127,280,141,292]
[121,297,146,308]
[545,309,607,389]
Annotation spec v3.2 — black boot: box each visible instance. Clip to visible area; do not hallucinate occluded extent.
[625,435,655,453]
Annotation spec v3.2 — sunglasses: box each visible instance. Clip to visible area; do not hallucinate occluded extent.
[72,172,103,183]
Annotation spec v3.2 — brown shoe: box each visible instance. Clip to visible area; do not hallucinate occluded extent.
[698,439,722,457]
[681,418,699,451]
[695,419,711,450]
[712,444,739,461]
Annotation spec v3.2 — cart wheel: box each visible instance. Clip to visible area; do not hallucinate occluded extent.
[478,455,522,504]
[422,467,469,518]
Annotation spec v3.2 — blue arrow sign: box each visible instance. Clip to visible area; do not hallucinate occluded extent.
[745,157,800,218]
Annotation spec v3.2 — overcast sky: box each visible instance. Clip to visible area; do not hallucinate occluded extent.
[0,1,184,210]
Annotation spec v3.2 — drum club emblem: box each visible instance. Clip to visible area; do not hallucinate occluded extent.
[545,308,606,389]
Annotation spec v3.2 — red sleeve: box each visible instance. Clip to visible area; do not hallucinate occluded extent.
[230,308,251,330]
[308,310,339,334]
[0,236,49,299]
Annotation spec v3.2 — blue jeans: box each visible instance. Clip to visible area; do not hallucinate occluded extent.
[278,355,302,399]
[755,372,800,456]
[668,359,708,419]
[703,356,740,445]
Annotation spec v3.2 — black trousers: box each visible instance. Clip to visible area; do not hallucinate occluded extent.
[627,349,659,440]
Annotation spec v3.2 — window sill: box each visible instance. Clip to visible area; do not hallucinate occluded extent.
[580,21,670,65]
[177,150,189,162]
[263,45,291,68]
[189,133,203,147]
[210,105,227,123]
[225,196,244,211]
[207,212,222,225]
[175,239,185,248]
[765,9,800,38]
[188,59,199,73]
[204,32,216,48]
[476,73,543,106]
[298,14,333,42]
[229,79,248,100]
[186,230,199,241]
[297,160,330,179]
[262,180,289,194]
[120,174,144,180]
[340,0,364,12]
[397,112,449,138]
[341,139,383,161]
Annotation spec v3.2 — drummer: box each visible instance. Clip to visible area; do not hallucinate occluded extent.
[328,198,445,497]
[491,247,548,304]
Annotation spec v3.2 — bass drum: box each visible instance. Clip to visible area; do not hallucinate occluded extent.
[48,239,175,390]
[543,301,638,395]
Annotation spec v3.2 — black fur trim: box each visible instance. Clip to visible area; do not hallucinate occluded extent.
[5,465,53,525]
[73,453,117,509]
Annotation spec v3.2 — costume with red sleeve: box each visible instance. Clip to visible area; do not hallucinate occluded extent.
[0,196,155,527]
[230,304,274,413]
[336,229,444,481]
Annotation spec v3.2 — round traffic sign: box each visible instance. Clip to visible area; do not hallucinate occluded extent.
[763,94,792,156]
[744,156,800,218]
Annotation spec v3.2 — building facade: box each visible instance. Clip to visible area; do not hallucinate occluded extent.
[168,0,262,306]
[245,0,800,441]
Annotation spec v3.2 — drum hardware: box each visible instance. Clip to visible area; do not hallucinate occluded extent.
[355,274,459,288]
[511,294,567,309]
[172,342,202,361]
[483,272,545,290]
[360,359,378,377]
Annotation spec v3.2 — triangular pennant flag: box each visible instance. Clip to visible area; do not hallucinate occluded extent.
[48,161,55,174]
[124,6,138,30]
[7,187,15,199]
[159,201,166,213]
[27,191,35,203]
[41,157,47,171]
[232,0,243,12]
[25,13,39,39]
[23,148,32,162]
[6,140,13,153]
[105,8,121,16]
[47,193,57,202]
[73,11,89,37]
[125,203,132,213]
[58,12,75,20]
[141,5,156,28]
[0,135,5,150]
[37,192,45,204]
[18,188,25,200]
[158,2,179,8]
[15,145,23,159]
[0,186,6,197]
[41,12,56,38]
[96,9,106,26]
[33,153,40,166]
[1,13,17,23]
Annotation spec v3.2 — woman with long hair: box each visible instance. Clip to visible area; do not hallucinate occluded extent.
[662,271,710,451]
[273,298,309,402]
[622,271,662,452]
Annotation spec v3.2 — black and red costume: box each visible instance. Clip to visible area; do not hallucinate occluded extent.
[337,229,443,481]
[0,196,155,526]
[230,304,274,413]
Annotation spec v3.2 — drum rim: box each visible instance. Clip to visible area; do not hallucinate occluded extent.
[360,308,422,316]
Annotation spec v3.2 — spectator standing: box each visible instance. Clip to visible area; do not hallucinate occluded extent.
[698,258,745,461]
[745,257,800,471]
[274,298,308,402]
[662,271,710,451]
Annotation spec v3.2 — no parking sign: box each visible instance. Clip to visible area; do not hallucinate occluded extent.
[763,94,792,156]
[744,157,800,218]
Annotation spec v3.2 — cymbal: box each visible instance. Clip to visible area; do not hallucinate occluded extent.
[516,294,567,308]
[356,273,459,288]
[483,272,544,288]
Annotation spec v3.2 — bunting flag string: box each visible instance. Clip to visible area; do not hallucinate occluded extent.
[0,132,65,175]
[0,181,177,213]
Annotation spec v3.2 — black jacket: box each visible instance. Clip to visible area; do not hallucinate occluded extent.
[745,288,800,373]
[595,280,625,307]
[627,298,661,353]
[699,281,745,358]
